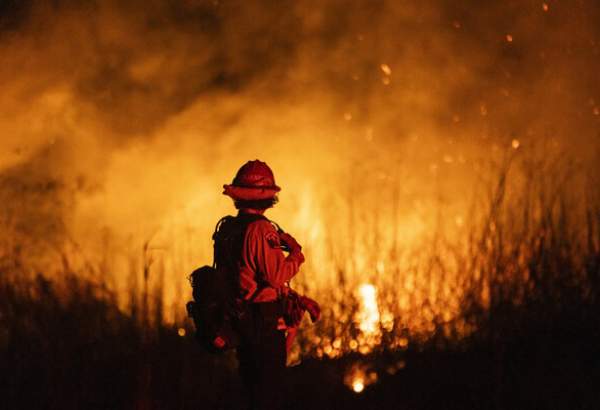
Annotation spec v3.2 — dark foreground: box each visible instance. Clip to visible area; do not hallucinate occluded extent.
[1,275,598,410]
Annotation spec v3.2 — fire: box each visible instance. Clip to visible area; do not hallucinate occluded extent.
[354,284,382,353]
[357,284,380,334]
[1,0,599,363]
[345,362,378,393]
[352,379,364,393]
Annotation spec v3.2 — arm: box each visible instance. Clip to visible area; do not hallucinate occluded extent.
[243,220,304,289]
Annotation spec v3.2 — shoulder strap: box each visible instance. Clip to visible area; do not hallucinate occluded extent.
[211,216,235,268]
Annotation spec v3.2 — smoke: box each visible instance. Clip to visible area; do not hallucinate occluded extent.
[1,0,599,311]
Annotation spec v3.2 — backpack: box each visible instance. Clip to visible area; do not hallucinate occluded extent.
[186,214,267,353]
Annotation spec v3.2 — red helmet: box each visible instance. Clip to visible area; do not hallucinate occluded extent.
[223,160,281,201]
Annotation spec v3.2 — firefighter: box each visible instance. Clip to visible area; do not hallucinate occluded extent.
[217,160,304,410]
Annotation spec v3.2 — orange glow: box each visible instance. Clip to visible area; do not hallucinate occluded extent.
[345,362,378,393]
[1,0,598,362]
[380,64,392,76]
[357,284,380,334]
[352,379,364,393]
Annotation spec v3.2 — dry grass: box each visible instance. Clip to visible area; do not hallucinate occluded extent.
[1,150,599,409]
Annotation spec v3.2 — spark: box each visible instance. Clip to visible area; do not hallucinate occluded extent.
[542,3,549,12]
[380,63,392,76]
[506,34,513,42]
[352,379,365,393]
[177,327,186,337]
[480,103,488,116]
[512,139,520,149]
[345,363,376,393]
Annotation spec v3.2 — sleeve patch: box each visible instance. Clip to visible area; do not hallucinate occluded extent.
[265,231,281,248]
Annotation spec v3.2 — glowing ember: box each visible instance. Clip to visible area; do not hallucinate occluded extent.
[480,103,488,116]
[398,337,409,349]
[177,328,186,337]
[512,139,520,149]
[506,34,513,42]
[352,379,365,393]
[542,3,549,12]
[380,63,392,76]
[345,363,378,393]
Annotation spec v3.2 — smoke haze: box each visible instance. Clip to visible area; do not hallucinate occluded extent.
[1,0,599,324]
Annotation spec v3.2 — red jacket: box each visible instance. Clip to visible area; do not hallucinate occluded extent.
[238,218,304,302]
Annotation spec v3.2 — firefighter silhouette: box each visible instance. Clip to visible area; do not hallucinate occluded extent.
[216,160,319,410]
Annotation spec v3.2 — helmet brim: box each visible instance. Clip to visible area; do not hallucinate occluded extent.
[223,184,280,200]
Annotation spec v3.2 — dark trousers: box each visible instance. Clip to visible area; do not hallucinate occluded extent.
[235,301,287,410]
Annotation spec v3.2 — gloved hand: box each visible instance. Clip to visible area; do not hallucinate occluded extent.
[300,296,321,323]
[278,232,302,253]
